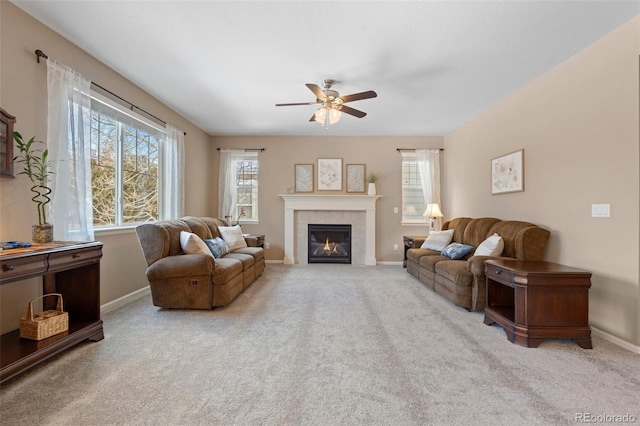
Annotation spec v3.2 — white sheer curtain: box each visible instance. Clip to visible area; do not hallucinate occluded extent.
[416,148,442,229]
[46,59,94,241]
[162,125,185,219]
[218,149,244,222]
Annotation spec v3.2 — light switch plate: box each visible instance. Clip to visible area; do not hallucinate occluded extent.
[591,204,610,218]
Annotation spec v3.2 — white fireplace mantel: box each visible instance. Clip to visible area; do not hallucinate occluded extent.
[280,194,382,265]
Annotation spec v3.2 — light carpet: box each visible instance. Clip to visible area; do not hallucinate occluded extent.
[1,264,638,425]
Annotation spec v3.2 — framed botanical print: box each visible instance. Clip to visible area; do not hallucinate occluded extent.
[346,164,366,193]
[317,158,342,190]
[295,164,314,192]
[491,149,524,194]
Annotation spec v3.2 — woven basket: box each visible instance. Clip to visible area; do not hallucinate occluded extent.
[20,293,69,341]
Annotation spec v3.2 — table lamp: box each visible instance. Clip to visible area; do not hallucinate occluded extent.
[423,203,443,231]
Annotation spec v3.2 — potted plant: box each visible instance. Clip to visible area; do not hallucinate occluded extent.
[367,171,378,195]
[13,132,54,243]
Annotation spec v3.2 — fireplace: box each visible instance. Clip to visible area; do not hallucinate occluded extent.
[308,224,352,264]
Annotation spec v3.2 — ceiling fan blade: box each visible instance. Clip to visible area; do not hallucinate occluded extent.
[309,113,318,122]
[339,90,378,103]
[275,102,320,106]
[337,105,367,118]
[306,83,326,100]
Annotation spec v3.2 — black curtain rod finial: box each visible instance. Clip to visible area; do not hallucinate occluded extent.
[35,49,48,63]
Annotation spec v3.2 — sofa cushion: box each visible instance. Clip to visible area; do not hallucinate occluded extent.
[204,237,229,258]
[419,254,448,272]
[180,231,213,257]
[420,229,454,251]
[442,243,475,260]
[435,260,473,287]
[219,225,248,250]
[474,233,504,256]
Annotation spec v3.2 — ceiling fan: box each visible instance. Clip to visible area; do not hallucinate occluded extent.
[275,79,377,126]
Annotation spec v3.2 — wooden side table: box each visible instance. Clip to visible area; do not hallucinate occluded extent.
[402,235,426,267]
[484,259,592,349]
[244,234,265,248]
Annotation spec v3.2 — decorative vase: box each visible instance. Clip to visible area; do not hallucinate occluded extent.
[32,224,53,244]
[367,183,377,196]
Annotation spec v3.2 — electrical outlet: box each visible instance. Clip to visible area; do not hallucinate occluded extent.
[393,244,399,251]
[265,242,270,249]
[591,204,610,218]
[189,279,198,286]
[393,207,398,214]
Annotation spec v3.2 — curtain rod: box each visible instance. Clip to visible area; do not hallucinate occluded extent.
[217,148,265,152]
[35,49,186,136]
[397,148,444,152]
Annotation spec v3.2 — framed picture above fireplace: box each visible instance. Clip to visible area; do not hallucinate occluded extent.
[295,164,314,193]
[346,164,366,193]
[317,158,342,191]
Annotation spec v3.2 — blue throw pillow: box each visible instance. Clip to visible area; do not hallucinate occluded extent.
[441,243,474,260]
[204,237,229,259]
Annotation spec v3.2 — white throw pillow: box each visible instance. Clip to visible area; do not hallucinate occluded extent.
[218,225,248,251]
[474,233,504,256]
[420,229,454,252]
[180,231,213,257]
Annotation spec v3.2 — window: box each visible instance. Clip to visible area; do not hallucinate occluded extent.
[401,149,441,225]
[235,152,259,223]
[90,94,165,227]
[401,152,427,223]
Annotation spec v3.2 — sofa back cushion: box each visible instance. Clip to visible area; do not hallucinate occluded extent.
[488,220,550,260]
[442,217,472,244]
[460,218,501,247]
[182,216,213,240]
[199,217,228,239]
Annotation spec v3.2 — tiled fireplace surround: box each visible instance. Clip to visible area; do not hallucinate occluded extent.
[280,195,382,265]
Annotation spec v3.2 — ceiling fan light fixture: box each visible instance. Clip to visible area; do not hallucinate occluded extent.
[314,105,341,126]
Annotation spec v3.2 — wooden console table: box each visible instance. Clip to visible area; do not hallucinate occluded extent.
[483,259,592,349]
[0,241,103,383]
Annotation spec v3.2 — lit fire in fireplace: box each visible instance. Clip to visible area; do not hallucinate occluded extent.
[322,238,341,255]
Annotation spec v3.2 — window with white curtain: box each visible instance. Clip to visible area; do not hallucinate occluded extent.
[90,93,165,227]
[235,152,259,223]
[401,149,441,224]
[401,152,427,223]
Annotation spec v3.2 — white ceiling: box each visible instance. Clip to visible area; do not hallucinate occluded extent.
[11,1,639,137]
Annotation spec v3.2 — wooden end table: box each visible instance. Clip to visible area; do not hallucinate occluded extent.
[402,235,426,267]
[484,259,592,349]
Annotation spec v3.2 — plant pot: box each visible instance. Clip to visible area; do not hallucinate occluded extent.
[32,224,53,244]
[367,183,377,196]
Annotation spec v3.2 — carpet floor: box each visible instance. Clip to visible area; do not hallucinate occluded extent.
[1,264,638,425]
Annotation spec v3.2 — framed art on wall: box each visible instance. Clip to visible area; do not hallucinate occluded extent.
[346,164,366,193]
[295,164,314,192]
[317,158,342,190]
[491,149,524,194]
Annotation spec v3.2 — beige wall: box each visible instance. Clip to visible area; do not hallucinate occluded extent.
[210,136,443,262]
[443,17,640,347]
[0,3,213,333]
[2,2,637,349]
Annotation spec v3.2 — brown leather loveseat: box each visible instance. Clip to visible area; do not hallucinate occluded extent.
[136,216,265,309]
[406,217,550,311]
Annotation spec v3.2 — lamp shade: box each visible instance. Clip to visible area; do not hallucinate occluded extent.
[423,203,443,218]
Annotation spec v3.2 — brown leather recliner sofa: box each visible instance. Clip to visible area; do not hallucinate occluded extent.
[406,217,550,311]
[135,216,265,309]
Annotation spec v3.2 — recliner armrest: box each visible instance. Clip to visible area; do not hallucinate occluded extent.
[467,255,513,275]
[146,254,215,280]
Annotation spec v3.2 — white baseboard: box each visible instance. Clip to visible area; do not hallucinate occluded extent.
[591,326,640,354]
[265,259,284,264]
[377,261,403,266]
[101,285,150,314]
